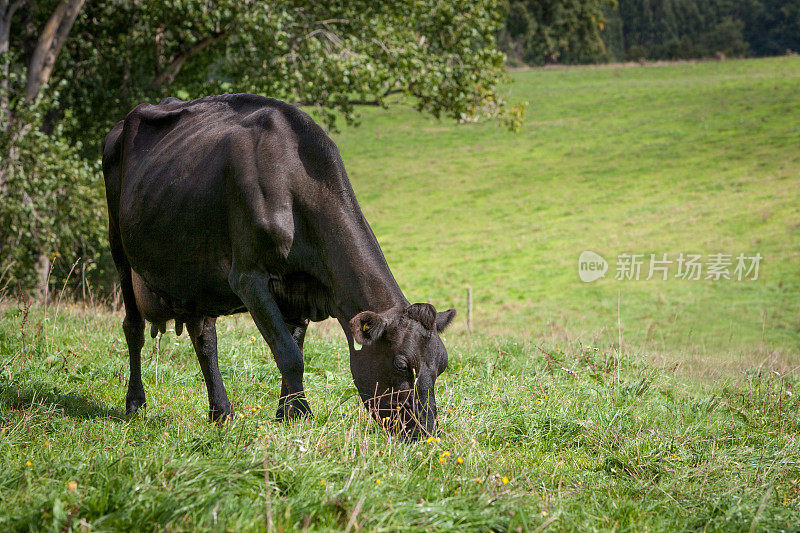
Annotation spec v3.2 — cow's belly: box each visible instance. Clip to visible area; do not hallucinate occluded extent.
[122,217,246,319]
[128,257,245,319]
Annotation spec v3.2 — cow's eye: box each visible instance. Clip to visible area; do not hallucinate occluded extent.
[393,359,408,372]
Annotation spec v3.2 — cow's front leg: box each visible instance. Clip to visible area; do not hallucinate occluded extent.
[229,269,311,421]
[279,319,309,417]
[187,317,233,423]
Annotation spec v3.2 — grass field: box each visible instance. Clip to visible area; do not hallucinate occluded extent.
[332,56,800,365]
[1,305,799,531]
[1,57,800,531]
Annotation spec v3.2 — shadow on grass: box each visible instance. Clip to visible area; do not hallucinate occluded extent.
[0,376,126,421]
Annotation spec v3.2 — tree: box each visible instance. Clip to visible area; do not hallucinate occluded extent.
[1,1,520,295]
[53,0,524,145]
[738,0,800,56]
[1,0,84,128]
[498,0,616,65]
[1,0,91,296]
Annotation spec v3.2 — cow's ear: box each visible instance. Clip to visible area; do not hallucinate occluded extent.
[405,303,436,330]
[435,308,457,332]
[350,311,387,345]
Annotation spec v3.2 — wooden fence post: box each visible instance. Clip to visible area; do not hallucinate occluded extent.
[466,286,473,333]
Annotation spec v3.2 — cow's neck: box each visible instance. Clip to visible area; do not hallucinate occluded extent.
[315,210,408,323]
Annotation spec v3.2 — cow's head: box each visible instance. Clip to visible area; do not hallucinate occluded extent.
[348,303,456,440]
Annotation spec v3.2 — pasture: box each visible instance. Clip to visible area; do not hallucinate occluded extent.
[1,57,799,531]
[336,56,800,367]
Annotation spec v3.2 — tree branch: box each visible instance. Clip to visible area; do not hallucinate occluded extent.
[295,88,404,108]
[2,0,29,132]
[24,0,85,102]
[153,32,227,88]
[8,0,27,18]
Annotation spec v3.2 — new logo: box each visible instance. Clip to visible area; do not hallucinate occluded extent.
[578,251,608,283]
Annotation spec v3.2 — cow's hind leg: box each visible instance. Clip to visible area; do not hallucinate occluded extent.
[229,269,311,421]
[110,226,146,415]
[187,317,233,423]
[122,315,146,414]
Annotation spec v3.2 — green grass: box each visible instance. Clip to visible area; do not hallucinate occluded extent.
[2,57,800,531]
[1,305,799,531]
[329,57,800,362]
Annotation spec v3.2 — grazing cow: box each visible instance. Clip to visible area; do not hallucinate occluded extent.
[102,94,455,439]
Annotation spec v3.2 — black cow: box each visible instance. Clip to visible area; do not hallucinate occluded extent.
[102,94,455,438]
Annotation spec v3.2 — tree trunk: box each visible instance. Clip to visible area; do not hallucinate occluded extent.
[35,252,50,303]
[1,0,28,131]
[24,0,85,102]
[1,14,9,130]
[1,0,82,298]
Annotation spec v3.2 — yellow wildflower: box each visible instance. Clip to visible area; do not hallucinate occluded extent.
[501,477,509,485]
[67,481,78,491]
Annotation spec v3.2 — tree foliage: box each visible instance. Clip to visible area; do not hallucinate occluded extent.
[52,0,519,144]
[0,72,104,290]
[1,0,518,294]
[499,0,800,65]
[610,0,750,60]
[498,0,615,65]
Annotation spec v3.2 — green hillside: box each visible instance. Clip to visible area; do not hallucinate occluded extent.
[331,57,800,363]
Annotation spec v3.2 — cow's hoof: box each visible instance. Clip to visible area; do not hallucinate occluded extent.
[399,425,441,442]
[276,398,312,422]
[209,407,235,425]
[125,398,147,416]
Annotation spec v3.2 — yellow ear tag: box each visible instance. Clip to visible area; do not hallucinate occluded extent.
[362,323,370,332]
[353,340,362,351]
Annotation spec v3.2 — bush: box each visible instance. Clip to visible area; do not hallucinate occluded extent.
[0,72,106,296]
[626,44,647,61]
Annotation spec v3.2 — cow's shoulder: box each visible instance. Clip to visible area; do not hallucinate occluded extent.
[218,95,345,179]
